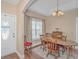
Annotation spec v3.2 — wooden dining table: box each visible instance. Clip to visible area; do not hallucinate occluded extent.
[42,36,77,59]
[42,36,77,46]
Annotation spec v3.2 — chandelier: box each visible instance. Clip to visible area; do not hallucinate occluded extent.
[52,0,64,16]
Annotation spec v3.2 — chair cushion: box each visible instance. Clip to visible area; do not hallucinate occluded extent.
[24,41,32,46]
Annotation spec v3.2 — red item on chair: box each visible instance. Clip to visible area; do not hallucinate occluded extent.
[24,41,32,54]
[24,41,32,46]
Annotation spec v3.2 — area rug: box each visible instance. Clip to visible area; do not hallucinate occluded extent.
[32,46,77,59]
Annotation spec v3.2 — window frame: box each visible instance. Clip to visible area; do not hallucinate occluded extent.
[32,18,43,40]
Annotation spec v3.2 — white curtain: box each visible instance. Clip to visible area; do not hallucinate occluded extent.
[24,15,32,41]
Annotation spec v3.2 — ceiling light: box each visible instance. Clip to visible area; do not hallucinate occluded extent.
[52,0,64,16]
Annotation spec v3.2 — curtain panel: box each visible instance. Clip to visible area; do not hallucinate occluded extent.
[24,15,32,41]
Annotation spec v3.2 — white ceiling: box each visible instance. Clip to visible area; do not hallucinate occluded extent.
[1,0,21,5]
[2,0,78,16]
[28,0,78,16]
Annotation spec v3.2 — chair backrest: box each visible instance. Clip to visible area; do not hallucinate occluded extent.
[40,34,44,38]
[47,41,59,51]
[45,33,51,37]
[40,35,44,41]
[52,31,63,39]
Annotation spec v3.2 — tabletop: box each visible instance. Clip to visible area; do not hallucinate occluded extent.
[42,36,77,47]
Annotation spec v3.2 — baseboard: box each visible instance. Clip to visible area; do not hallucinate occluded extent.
[31,43,41,49]
[16,51,24,59]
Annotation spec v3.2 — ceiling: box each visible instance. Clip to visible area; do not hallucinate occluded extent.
[2,0,78,16]
[28,0,78,16]
[1,0,21,5]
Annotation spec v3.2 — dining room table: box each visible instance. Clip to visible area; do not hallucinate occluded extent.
[42,36,78,59]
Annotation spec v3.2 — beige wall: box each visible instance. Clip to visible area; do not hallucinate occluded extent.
[16,0,30,56]
[45,9,78,42]
[26,10,46,19]
[1,2,17,14]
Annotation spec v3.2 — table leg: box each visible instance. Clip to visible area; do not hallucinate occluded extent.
[67,47,70,59]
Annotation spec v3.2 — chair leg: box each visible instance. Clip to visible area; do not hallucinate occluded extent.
[25,47,32,55]
[54,56,58,59]
[43,46,45,51]
[30,48,32,54]
[46,50,51,57]
[46,52,50,57]
[40,44,42,48]
[58,51,60,57]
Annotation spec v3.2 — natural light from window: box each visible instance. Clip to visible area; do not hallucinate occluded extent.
[32,18,42,40]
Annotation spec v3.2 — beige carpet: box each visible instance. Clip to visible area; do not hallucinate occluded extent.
[32,46,78,59]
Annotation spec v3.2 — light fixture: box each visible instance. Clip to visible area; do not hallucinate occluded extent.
[52,0,64,16]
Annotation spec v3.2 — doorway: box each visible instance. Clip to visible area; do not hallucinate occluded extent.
[1,12,16,56]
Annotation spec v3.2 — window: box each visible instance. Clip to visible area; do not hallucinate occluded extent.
[1,21,10,40]
[32,18,42,40]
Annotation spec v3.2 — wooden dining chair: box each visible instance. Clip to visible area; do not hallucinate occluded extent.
[45,33,51,37]
[52,31,63,39]
[66,42,78,58]
[46,41,60,58]
[24,34,32,55]
[52,31,67,41]
[52,31,67,54]
[24,41,32,55]
[40,35,47,51]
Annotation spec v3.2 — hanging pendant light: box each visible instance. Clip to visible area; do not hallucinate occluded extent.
[52,0,64,16]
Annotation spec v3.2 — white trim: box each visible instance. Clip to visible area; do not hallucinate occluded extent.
[23,0,37,13]
[16,51,24,59]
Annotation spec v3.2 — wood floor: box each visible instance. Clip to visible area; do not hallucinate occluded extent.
[1,53,19,59]
[1,51,43,59]
[24,51,43,59]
